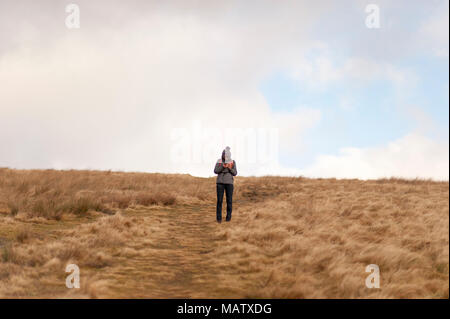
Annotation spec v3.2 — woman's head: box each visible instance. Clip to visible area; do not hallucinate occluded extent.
[222,146,232,163]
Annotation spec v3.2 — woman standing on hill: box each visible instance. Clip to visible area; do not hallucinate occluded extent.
[214,146,237,223]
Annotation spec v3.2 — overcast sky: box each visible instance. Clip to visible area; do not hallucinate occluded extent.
[0,0,448,180]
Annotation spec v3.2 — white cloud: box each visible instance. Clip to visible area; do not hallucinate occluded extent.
[0,1,447,181]
[291,55,418,90]
[300,133,449,181]
[0,1,325,175]
[419,0,449,58]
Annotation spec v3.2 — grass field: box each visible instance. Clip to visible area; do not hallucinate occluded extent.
[0,168,448,298]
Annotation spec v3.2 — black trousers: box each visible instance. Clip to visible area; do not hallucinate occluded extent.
[216,183,233,221]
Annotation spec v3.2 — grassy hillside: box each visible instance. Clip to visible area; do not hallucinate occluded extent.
[0,168,448,298]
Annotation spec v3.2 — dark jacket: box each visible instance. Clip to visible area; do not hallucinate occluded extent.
[214,159,237,184]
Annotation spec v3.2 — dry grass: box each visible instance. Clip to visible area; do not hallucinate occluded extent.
[0,168,448,298]
[0,169,205,219]
[214,178,449,298]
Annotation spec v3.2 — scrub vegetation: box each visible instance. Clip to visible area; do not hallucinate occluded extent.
[0,168,448,298]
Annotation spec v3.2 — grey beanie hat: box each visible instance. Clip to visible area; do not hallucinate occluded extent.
[223,146,232,163]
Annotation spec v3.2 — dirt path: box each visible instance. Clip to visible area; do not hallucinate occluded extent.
[1,201,246,298]
[95,204,229,298]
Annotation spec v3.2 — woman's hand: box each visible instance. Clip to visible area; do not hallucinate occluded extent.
[223,162,233,169]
